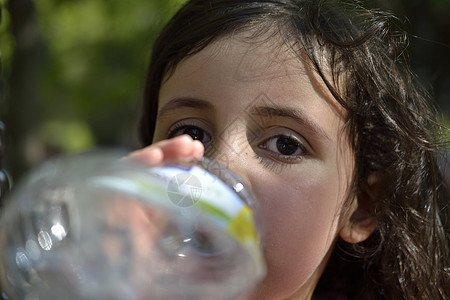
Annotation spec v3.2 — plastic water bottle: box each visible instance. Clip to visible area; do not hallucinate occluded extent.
[0,151,266,300]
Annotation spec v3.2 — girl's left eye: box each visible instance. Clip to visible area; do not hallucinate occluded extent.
[258,134,308,160]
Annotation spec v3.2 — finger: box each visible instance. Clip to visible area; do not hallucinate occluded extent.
[191,140,205,160]
[156,135,204,161]
[127,146,164,165]
[128,135,204,165]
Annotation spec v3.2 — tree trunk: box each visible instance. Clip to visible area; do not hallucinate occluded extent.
[2,0,47,181]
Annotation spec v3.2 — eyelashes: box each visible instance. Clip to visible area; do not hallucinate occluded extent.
[258,135,307,158]
[253,134,308,172]
[252,154,292,173]
[165,120,310,170]
[167,119,212,146]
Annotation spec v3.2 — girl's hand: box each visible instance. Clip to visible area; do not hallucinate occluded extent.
[127,135,204,166]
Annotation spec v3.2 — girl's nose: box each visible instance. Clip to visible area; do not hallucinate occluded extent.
[204,137,254,191]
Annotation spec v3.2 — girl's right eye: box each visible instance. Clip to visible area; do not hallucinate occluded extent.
[167,123,212,146]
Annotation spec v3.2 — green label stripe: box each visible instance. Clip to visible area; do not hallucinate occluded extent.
[196,199,233,222]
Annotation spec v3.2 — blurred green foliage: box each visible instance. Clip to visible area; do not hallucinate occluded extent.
[0,0,186,179]
[34,0,183,144]
[0,0,449,180]
[0,0,12,72]
[35,0,185,144]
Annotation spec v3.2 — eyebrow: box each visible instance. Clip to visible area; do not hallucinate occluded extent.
[157,97,330,141]
[157,97,215,118]
[250,105,331,141]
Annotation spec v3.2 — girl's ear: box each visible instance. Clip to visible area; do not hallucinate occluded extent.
[339,173,380,244]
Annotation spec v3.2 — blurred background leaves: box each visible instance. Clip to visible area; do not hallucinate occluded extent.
[0,0,184,181]
[0,0,449,182]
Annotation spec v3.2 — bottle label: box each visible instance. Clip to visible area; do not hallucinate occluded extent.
[90,164,264,269]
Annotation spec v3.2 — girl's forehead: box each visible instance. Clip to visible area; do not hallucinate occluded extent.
[197,33,308,79]
[164,34,345,119]
[162,34,311,96]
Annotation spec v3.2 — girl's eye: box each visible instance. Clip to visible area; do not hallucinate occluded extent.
[272,136,301,156]
[258,135,307,159]
[168,124,212,145]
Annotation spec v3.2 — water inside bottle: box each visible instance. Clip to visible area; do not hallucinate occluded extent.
[0,152,266,300]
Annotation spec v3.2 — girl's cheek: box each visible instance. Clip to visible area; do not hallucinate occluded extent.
[255,166,341,245]
[250,167,343,295]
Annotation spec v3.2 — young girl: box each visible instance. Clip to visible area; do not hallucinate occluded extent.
[130,0,449,299]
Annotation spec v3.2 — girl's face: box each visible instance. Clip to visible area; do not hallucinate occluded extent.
[153,35,356,300]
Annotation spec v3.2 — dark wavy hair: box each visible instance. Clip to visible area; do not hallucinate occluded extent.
[139,0,449,299]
